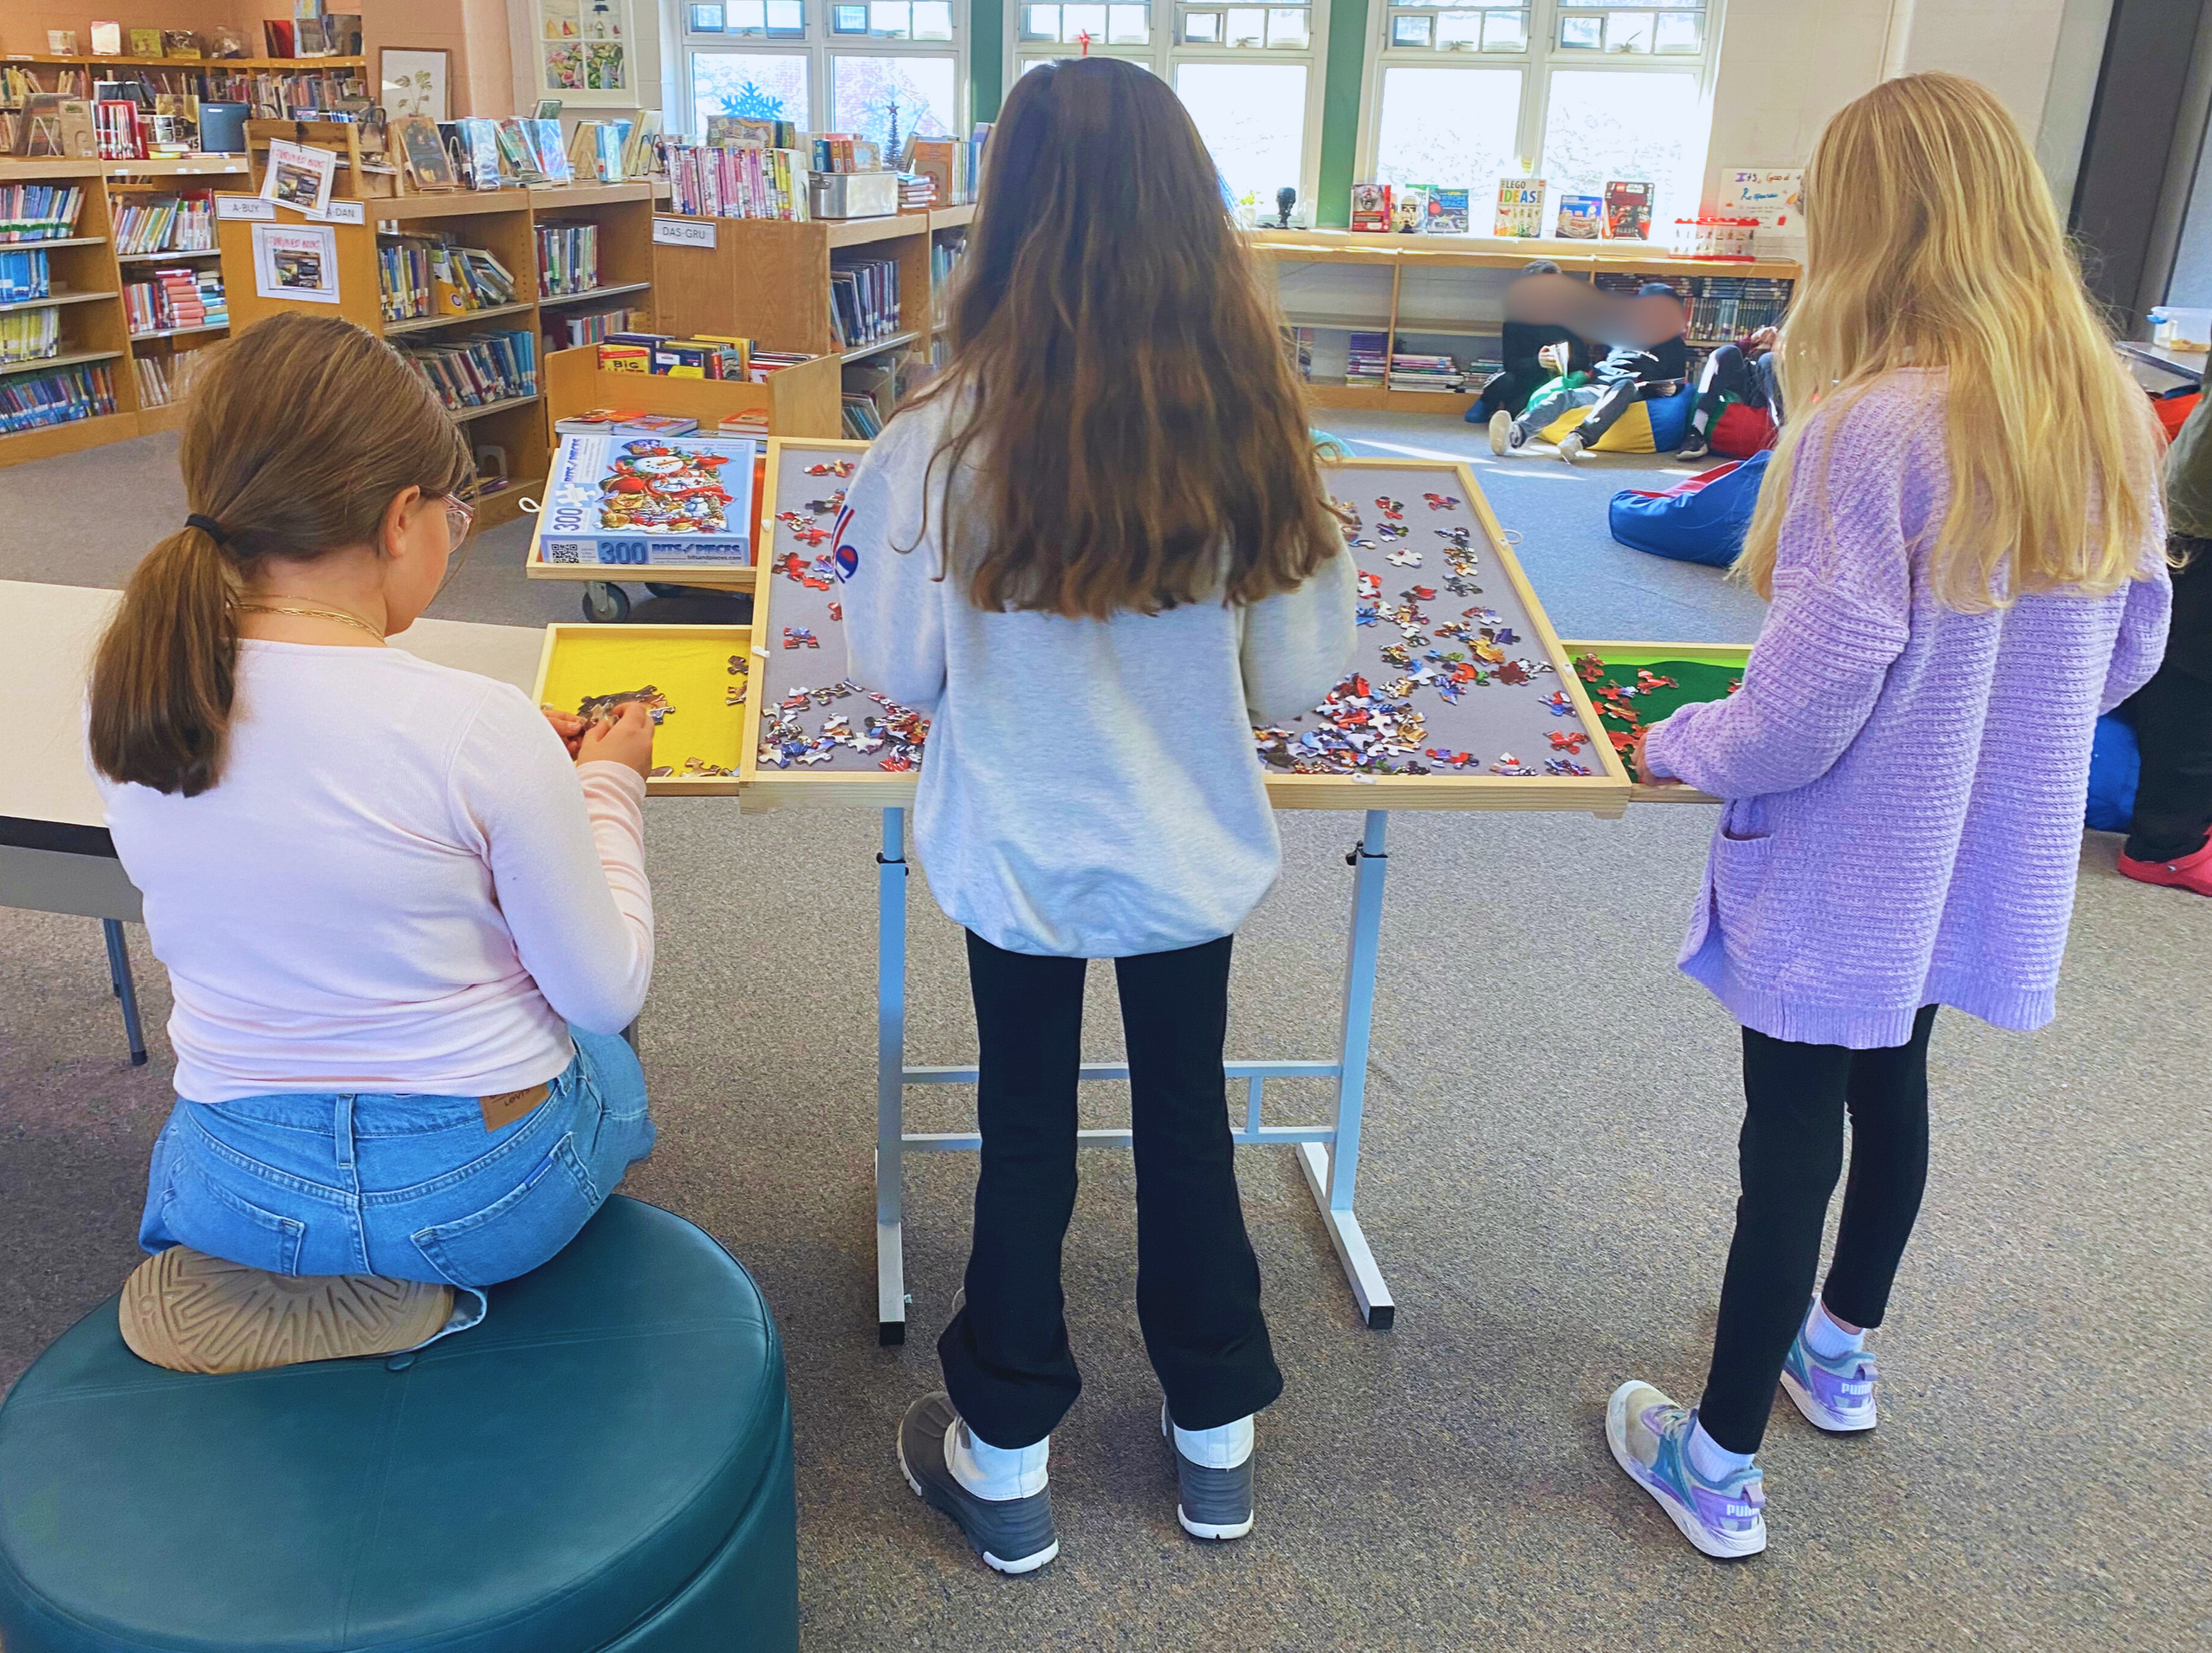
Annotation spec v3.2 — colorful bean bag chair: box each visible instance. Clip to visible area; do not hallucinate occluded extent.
[1539,382,1696,454]
[1608,451,1772,568]
[1709,399,1778,457]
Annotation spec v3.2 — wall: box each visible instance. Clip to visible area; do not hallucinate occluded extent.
[1699,0,2098,211]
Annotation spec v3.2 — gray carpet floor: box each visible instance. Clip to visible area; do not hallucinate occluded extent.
[3,413,2207,1652]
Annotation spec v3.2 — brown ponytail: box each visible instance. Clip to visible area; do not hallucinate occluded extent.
[89,314,473,795]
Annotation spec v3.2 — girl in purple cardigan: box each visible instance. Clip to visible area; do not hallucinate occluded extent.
[1605,72,2171,1559]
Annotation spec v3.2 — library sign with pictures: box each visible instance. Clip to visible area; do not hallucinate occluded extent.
[537,0,632,98]
[252,223,341,305]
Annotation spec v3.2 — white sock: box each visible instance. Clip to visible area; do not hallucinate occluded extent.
[946,1421,1048,1501]
[1171,1412,1255,1470]
[1803,1299,1865,1361]
[1685,1419,1755,1484]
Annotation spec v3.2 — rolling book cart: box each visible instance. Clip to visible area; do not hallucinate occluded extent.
[522,341,843,620]
[739,439,1656,1342]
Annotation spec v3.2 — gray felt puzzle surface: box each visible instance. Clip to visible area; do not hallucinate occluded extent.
[750,445,1604,784]
[1274,465,1603,780]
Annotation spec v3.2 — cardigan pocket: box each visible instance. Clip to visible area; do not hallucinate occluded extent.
[1709,825,1776,952]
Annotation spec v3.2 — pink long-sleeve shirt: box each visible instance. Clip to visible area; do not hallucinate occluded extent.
[97,639,653,1101]
[1644,369,2170,1049]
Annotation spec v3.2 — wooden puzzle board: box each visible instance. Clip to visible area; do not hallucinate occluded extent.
[739,441,1631,814]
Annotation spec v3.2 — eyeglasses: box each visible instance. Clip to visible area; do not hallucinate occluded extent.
[444,493,477,548]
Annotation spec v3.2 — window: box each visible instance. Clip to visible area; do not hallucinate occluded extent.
[1363,0,1717,231]
[678,0,966,157]
[1006,0,1330,215]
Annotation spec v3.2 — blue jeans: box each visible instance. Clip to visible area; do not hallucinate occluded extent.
[139,1030,655,1288]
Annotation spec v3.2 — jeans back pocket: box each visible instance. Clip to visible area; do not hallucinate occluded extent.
[159,1161,307,1276]
[408,1133,603,1288]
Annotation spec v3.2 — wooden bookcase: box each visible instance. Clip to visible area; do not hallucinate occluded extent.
[212,182,661,531]
[0,159,139,467]
[1250,227,1801,416]
[649,203,974,386]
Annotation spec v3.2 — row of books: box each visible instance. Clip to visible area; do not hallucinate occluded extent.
[931,230,966,329]
[0,309,61,365]
[125,268,226,336]
[1,361,116,433]
[598,332,753,378]
[377,237,520,324]
[0,186,86,245]
[665,144,811,222]
[0,250,51,304]
[1337,331,1465,391]
[548,306,640,352]
[114,195,216,257]
[840,392,885,439]
[201,69,369,121]
[1347,178,1656,242]
[1682,276,1794,341]
[133,351,186,409]
[536,221,602,299]
[397,329,538,412]
[829,258,902,351]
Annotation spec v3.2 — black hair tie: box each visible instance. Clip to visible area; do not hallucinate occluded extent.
[184,513,230,548]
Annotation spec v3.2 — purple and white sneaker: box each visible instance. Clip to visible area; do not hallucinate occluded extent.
[1606,1381,1768,1559]
[1781,1329,1878,1433]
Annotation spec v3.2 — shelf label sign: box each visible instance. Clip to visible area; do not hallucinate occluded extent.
[652,216,717,250]
[216,195,276,221]
[322,200,367,226]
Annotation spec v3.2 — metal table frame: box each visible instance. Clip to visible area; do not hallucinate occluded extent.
[870,804,1397,1345]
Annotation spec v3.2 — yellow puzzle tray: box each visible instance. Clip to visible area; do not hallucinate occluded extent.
[531,623,752,795]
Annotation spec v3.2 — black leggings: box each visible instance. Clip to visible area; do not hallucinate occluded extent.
[937,930,1283,1449]
[1698,1005,1937,1455]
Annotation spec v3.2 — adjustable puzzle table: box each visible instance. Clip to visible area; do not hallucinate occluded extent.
[733,438,1716,1345]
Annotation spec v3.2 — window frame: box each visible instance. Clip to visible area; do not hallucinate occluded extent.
[1002,0,1333,211]
[674,0,973,149]
[1354,0,1723,230]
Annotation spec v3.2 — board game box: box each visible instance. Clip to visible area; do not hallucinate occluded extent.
[539,432,760,567]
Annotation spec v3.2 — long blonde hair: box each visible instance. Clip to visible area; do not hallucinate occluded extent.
[1738,72,2160,607]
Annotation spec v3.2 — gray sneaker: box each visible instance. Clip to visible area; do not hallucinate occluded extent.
[898,1393,1060,1574]
[1162,1403,1255,1540]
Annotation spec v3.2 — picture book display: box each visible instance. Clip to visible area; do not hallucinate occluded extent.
[1603,180,1654,241]
[1423,187,1469,236]
[540,432,760,567]
[1555,194,1602,238]
[1349,182,1391,234]
[742,443,1631,813]
[1494,178,1545,238]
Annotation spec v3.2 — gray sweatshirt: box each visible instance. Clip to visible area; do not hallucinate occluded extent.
[840,395,1358,958]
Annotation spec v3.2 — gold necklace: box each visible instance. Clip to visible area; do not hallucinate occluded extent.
[236,602,387,643]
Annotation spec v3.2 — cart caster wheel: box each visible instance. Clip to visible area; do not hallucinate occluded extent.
[582,582,631,622]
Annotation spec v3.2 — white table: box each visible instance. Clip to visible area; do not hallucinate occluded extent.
[1,580,544,1060]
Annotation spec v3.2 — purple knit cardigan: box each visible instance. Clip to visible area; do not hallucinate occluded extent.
[1644,370,2172,1049]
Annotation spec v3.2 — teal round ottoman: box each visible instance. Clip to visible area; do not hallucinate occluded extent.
[0,1196,797,1653]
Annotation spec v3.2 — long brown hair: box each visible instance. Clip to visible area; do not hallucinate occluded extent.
[88,314,472,796]
[910,55,1340,618]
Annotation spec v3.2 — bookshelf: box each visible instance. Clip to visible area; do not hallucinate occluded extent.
[650,203,974,431]
[0,159,139,467]
[1249,228,1800,415]
[202,183,660,530]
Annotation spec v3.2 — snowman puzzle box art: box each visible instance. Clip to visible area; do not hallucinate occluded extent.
[540,433,761,567]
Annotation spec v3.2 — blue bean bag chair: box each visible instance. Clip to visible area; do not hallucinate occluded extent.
[1609,451,1772,568]
[2086,712,2139,833]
